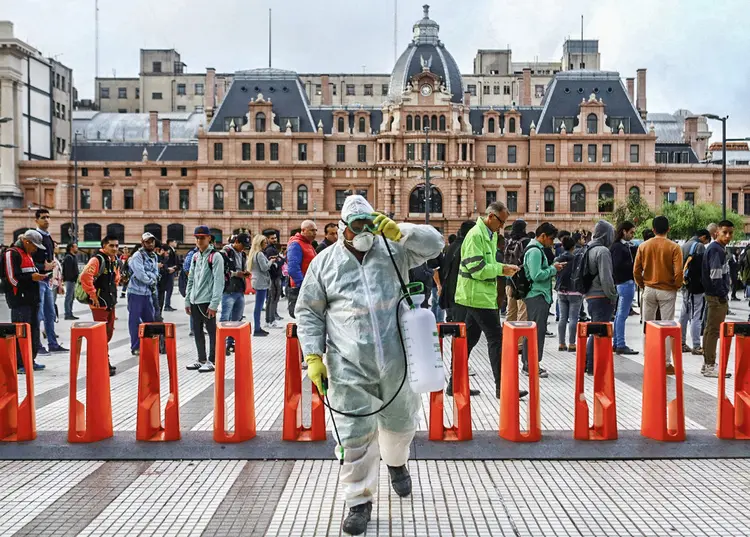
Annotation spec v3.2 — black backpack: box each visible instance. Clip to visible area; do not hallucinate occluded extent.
[569,245,599,294]
[504,238,526,266]
[684,241,705,294]
[0,245,14,294]
[509,243,545,299]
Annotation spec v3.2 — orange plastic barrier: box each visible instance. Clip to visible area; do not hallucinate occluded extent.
[641,321,685,441]
[282,323,325,441]
[717,322,750,439]
[0,323,36,442]
[136,323,180,441]
[429,323,472,441]
[214,321,255,443]
[574,322,617,440]
[68,322,113,443]
[499,321,540,442]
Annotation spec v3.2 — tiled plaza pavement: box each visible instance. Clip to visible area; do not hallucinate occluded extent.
[1,291,750,535]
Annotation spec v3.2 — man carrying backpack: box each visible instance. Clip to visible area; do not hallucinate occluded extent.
[504,219,530,321]
[679,229,710,355]
[221,233,250,353]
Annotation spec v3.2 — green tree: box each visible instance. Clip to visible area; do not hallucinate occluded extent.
[604,194,655,237]
[654,202,744,241]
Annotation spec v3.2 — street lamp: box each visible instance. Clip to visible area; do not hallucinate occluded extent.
[73,131,79,242]
[423,125,431,224]
[702,114,728,219]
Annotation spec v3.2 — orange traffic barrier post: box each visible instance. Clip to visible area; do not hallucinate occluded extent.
[499,321,541,442]
[717,322,750,439]
[68,322,113,443]
[0,323,36,442]
[574,322,617,441]
[641,321,685,442]
[136,323,180,441]
[282,323,326,441]
[214,321,255,443]
[429,323,472,441]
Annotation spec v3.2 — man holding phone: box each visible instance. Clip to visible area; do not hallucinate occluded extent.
[32,209,67,354]
[220,233,250,354]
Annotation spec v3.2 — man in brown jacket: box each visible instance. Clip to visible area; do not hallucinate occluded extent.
[633,216,683,374]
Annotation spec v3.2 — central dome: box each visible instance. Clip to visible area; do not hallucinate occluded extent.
[388,5,464,103]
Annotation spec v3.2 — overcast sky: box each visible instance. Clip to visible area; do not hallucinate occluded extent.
[3,0,748,141]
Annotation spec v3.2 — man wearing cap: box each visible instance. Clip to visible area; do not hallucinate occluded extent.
[220,233,250,354]
[185,225,225,372]
[126,233,160,356]
[3,230,50,373]
[32,209,67,354]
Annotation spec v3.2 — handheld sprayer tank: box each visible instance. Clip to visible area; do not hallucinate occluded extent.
[399,282,444,393]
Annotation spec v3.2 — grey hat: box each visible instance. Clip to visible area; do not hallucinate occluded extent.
[22,229,45,250]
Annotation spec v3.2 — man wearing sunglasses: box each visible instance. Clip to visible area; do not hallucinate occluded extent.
[455,202,526,399]
[295,195,444,535]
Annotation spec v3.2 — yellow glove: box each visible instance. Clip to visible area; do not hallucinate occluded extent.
[305,354,328,395]
[372,212,402,242]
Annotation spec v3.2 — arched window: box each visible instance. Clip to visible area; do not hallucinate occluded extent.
[213,185,224,210]
[239,182,254,210]
[84,223,102,242]
[13,228,29,241]
[587,113,598,134]
[209,228,223,244]
[358,117,366,133]
[60,223,74,244]
[629,186,641,201]
[431,115,438,131]
[255,112,266,132]
[423,115,429,130]
[508,117,516,133]
[408,185,443,213]
[414,115,421,131]
[388,116,395,132]
[106,223,125,243]
[570,184,586,213]
[488,117,495,133]
[439,115,446,131]
[167,223,184,243]
[406,115,413,131]
[297,185,308,211]
[598,183,615,213]
[337,116,345,133]
[267,181,282,211]
[143,223,161,242]
[544,186,555,213]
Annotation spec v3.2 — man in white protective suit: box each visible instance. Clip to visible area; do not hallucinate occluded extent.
[295,195,444,535]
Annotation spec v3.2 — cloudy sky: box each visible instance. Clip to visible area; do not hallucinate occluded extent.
[4,0,748,140]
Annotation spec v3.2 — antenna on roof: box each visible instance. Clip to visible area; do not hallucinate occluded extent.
[580,14,584,69]
[268,8,272,68]
[393,0,398,65]
[95,0,99,78]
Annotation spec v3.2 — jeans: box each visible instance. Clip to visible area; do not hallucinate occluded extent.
[254,289,268,333]
[64,281,76,317]
[523,295,550,369]
[164,272,175,308]
[127,293,155,352]
[614,281,636,349]
[38,283,59,347]
[191,303,217,363]
[287,287,300,318]
[557,293,583,346]
[431,286,445,322]
[464,305,503,391]
[11,304,40,366]
[585,298,615,372]
[221,291,245,347]
[642,287,677,365]
[703,295,728,366]
[679,289,704,348]
[265,278,282,324]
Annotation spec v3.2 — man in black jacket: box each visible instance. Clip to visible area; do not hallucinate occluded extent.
[439,221,476,323]
[163,239,179,311]
[610,221,638,355]
[62,243,80,320]
[263,231,284,328]
[702,220,734,378]
[315,223,338,254]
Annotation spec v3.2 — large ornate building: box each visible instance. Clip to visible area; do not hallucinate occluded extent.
[4,6,749,245]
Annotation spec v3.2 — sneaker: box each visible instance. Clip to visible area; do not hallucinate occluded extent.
[342,502,372,536]
[37,346,50,356]
[559,344,568,352]
[186,361,204,370]
[226,345,235,355]
[64,315,79,321]
[615,346,639,355]
[198,361,215,373]
[17,367,25,375]
[700,364,707,375]
[266,321,282,329]
[496,388,528,399]
[387,465,412,497]
[691,346,704,356]
[109,365,116,377]
[120,292,126,298]
[539,367,548,378]
[545,331,554,337]
[189,331,194,337]
[567,344,576,353]
[131,349,140,356]
[681,343,691,353]
[49,344,68,353]
[665,364,676,376]
[32,361,45,371]
[703,364,731,378]
[253,329,269,337]
[164,306,177,312]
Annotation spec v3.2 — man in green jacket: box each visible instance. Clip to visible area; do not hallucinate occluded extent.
[455,202,524,399]
[522,222,564,378]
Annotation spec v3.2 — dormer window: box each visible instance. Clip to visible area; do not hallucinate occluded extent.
[255,112,266,132]
[587,113,598,134]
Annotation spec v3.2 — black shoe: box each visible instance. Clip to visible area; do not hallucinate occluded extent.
[226,345,235,355]
[49,344,68,353]
[253,329,269,337]
[497,388,528,399]
[343,502,372,536]
[120,292,126,298]
[64,315,79,321]
[109,365,116,377]
[387,465,412,497]
[445,380,480,397]
[164,306,177,312]
[615,346,639,355]
[131,349,140,356]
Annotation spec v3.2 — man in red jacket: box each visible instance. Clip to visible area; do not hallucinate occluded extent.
[286,220,317,318]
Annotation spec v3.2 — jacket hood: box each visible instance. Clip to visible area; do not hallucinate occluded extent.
[510,219,527,239]
[590,220,615,248]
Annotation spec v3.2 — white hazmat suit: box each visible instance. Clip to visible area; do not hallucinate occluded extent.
[295,195,444,506]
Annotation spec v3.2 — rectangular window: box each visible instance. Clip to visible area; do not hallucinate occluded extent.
[493,85,500,95]
[461,143,468,161]
[315,84,322,96]
[588,144,597,163]
[117,108,127,113]
[152,92,163,100]
[486,190,497,207]
[685,192,695,206]
[346,84,355,96]
[270,143,278,161]
[179,189,189,210]
[125,167,132,177]
[335,189,348,211]
[103,167,110,177]
[357,145,367,163]
[177,84,186,96]
[573,144,583,163]
[483,85,490,95]
[195,83,204,95]
[161,167,167,177]
[298,143,308,161]
[602,144,611,163]
[124,189,134,210]
[487,145,497,163]
[630,144,640,163]
[331,83,337,95]
[507,191,518,213]
[467,84,477,96]
[256,143,265,161]
[118,87,127,99]
[744,193,750,216]
[406,143,415,160]
[181,167,187,177]
[437,143,446,161]
[545,144,555,163]
[136,88,140,99]
[732,192,739,213]
[214,143,223,161]
[242,143,251,161]
[507,145,517,164]
[80,189,91,210]
[100,87,109,99]
[336,145,346,162]
[102,189,112,210]
[152,61,161,73]
[364,84,373,96]
[382,84,389,96]
[503,85,511,95]
[159,189,169,210]
[82,167,88,177]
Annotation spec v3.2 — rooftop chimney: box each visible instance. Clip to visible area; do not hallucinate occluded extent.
[320,74,332,106]
[161,118,171,143]
[463,90,471,107]
[636,68,647,120]
[205,68,216,117]
[149,111,158,143]
[520,68,532,106]
[626,78,635,104]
